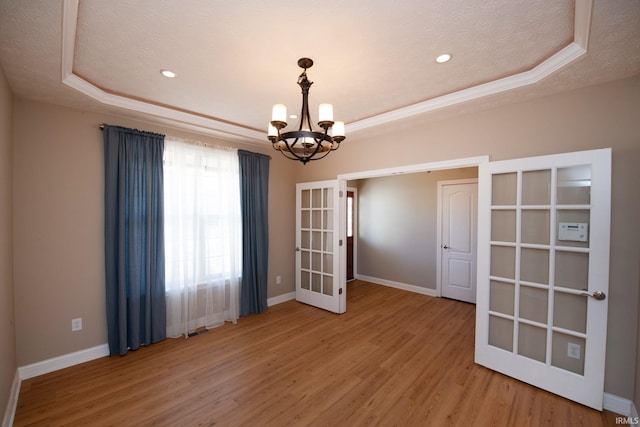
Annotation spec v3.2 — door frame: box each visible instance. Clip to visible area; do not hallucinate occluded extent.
[338,156,489,182]
[346,187,358,281]
[436,178,479,299]
[338,156,489,290]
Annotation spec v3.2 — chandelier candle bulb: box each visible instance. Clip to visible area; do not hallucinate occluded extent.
[268,123,278,138]
[332,121,345,138]
[271,104,287,125]
[318,103,334,124]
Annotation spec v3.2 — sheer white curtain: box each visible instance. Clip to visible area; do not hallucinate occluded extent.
[163,138,242,338]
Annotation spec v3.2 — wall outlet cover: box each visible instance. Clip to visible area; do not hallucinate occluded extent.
[568,342,581,360]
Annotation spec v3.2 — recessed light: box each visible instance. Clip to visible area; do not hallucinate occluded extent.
[289,114,298,119]
[161,69,177,78]
[435,54,451,64]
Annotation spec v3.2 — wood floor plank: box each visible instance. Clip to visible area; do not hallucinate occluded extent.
[14,280,622,426]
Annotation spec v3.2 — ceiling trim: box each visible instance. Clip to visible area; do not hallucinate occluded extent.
[348,0,593,132]
[60,0,593,141]
[347,43,586,133]
[60,0,265,142]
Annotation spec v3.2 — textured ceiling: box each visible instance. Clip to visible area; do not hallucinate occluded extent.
[0,0,639,144]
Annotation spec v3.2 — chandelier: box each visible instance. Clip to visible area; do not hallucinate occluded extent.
[268,58,345,164]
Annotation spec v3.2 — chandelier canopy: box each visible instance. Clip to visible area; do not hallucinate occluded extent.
[268,58,345,165]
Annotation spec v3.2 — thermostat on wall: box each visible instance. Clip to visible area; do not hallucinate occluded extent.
[558,222,588,242]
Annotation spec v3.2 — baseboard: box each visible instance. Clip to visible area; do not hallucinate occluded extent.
[18,344,110,380]
[604,392,636,417]
[267,291,295,307]
[2,370,20,427]
[265,278,437,306]
[357,274,438,297]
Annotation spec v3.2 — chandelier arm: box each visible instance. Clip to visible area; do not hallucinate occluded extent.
[275,130,333,164]
[303,134,325,161]
[278,131,325,164]
[279,130,330,141]
[298,75,314,133]
[274,143,307,163]
[303,144,334,162]
[276,147,303,162]
[278,136,308,163]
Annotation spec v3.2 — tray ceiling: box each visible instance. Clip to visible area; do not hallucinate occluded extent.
[1,0,639,143]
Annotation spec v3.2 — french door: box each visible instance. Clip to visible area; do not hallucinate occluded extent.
[296,180,346,313]
[475,148,611,409]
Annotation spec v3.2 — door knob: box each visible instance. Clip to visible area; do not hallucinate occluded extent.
[442,245,449,249]
[295,247,301,252]
[581,290,606,301]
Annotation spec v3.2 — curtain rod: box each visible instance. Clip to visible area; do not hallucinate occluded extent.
[99,123,164,137]
[99,124,271,158]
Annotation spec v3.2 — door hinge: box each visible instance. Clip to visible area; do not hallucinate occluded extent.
[339,288,343,295]
[339,239,343,246]
[339,190,344,197]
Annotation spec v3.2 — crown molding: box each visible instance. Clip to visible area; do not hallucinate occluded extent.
[347,41,586,133]
[60,0,265,143]
[348,0,592,133]
[61,0,593,139]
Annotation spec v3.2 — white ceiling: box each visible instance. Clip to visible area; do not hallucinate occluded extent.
[0,0,639,144]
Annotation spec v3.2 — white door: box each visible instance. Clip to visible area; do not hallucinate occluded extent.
[440,180,478,303]
[296,180,346,313]
[475,148,611,410]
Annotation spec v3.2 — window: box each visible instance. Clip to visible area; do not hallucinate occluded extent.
[163,138,242,337]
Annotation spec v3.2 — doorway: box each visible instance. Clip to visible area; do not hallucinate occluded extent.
[331,150,610,410]
[344,164,481,297]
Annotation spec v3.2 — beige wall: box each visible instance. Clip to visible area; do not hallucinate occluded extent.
[298,75,640,400]
[355,168,478,288]
[12,99,297,366]
[0,66,16,420]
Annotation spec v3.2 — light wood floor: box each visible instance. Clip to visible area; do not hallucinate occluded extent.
[15,280,621,426]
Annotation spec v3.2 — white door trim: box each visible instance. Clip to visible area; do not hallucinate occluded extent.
[347,186,358,281]
[337,156,489,181]
[338,156,488,291]
[436,178,479,298]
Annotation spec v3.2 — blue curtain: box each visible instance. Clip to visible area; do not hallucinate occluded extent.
[103,125,166,355]
[238,150,270,316]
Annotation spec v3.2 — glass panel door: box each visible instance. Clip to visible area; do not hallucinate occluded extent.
[475,149,611,410]
[296,180,344,313]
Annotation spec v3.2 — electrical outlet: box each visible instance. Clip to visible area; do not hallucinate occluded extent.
[567,342,581,360]
[71,318,82,332]
[276,275,282,285]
